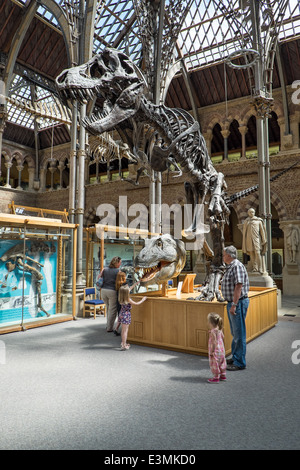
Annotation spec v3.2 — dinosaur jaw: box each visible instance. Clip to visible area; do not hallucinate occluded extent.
[135,260,176,285]
[134,234,186,286]
[55,48,146,134]
[81,102,138,135]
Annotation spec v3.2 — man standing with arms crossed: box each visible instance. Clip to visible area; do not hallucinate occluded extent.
[221,245,250,371]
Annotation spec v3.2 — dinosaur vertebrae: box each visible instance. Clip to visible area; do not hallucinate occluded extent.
[139,98,216,184]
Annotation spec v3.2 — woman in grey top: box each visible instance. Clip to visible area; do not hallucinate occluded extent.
[100,256,122,332]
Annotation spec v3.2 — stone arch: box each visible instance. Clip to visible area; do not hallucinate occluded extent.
[228,119,242,151]
[268,111,281,146]
[46,159,60,190]
[226,105,244,125]
[54,151,69,165]
[206,113,227,133]
[224,205,242,246]
[10,153,23,188]
[240,109,256,127]
[40,154,54,170]
[23,153,35,169]
[270,191,288,221]
[211,123,224,154]
[233,193,259,224]
[11,151,24,166]
[234,190,287,223]
[1,148,12,163]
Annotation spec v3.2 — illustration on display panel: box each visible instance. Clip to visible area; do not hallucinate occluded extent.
[0,240,57,325]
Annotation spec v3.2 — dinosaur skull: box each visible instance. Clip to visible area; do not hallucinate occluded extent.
[134,234,186,286]
[56,48,146,134]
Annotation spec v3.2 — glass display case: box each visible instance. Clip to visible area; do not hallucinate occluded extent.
[85,225,160,295]
[0,213,77,333]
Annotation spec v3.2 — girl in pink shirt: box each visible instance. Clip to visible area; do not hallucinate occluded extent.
[207,312,227,383]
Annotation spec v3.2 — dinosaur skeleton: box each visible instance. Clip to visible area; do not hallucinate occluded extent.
[55,48,231,301]
[55,48,292,301]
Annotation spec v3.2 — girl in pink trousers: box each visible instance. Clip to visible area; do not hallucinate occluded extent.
[207,312,227,383]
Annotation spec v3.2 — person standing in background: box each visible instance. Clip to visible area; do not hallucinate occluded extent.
[221,245,250,371]
[100,256,122,332]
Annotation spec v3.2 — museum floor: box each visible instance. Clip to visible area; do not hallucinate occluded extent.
[0,295,299,451]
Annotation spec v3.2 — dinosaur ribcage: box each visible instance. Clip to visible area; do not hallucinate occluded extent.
[157,106,209,175]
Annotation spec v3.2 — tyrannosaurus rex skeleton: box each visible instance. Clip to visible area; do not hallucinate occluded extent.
[56,48,231,301]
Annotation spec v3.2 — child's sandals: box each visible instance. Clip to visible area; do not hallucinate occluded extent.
[120,343,130,350]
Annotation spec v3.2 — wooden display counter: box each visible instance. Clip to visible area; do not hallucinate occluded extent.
[128,286,278,356]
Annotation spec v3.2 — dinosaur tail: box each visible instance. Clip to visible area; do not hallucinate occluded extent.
[226,161,299,205]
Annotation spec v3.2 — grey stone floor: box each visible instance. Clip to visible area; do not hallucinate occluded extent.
[0,295,299,451]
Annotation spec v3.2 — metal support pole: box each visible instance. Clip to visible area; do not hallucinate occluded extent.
[256,116,267,219]
[76,101,86,288]
[150,0,165,235]
[149,171,156,234]
[264,117,272,274]
[251,0,272,275]
[66,100,78,289]
[69,100,78,225]
[155,171,162,233]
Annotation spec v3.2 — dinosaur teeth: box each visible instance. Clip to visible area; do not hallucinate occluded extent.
[143,265,158,273]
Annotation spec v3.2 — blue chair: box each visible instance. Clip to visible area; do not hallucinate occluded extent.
[83,287,106,319]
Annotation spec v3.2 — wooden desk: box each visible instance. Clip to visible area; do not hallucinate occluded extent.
[129,287,278,356]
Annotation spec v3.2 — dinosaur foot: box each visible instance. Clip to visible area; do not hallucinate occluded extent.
[194,266,225,302]
[194,289,224,302]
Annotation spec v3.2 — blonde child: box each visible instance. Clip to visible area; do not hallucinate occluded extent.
[118,284,147,350]
[114,271,141,336]
[207,312,226,383]
[114,271,127,336]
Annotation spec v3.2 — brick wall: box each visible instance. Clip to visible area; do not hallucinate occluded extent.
[1,150,299,225]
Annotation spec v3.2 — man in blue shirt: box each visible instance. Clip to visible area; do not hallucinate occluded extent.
[221,245,250,370]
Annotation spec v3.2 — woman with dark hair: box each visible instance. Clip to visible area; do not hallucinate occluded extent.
[100,256,122,332]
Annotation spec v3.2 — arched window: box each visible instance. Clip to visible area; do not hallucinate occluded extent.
[211,123,224,162]
[245,115,257,158]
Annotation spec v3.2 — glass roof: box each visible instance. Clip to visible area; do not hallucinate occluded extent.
[7,74,64,130]
[33,0,300,68]
[7,0,300,130]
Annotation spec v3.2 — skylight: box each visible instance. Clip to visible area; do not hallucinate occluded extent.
[8,0,300,131]
[7,74,61,130]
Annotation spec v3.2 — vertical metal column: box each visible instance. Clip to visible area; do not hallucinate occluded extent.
[150,0,165,235]
[76,102,86,288]
[69,100,78,225]
[149,171,156,234]
[264,117,272,273]
[251,0,272,274]
[66,100,78,288]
